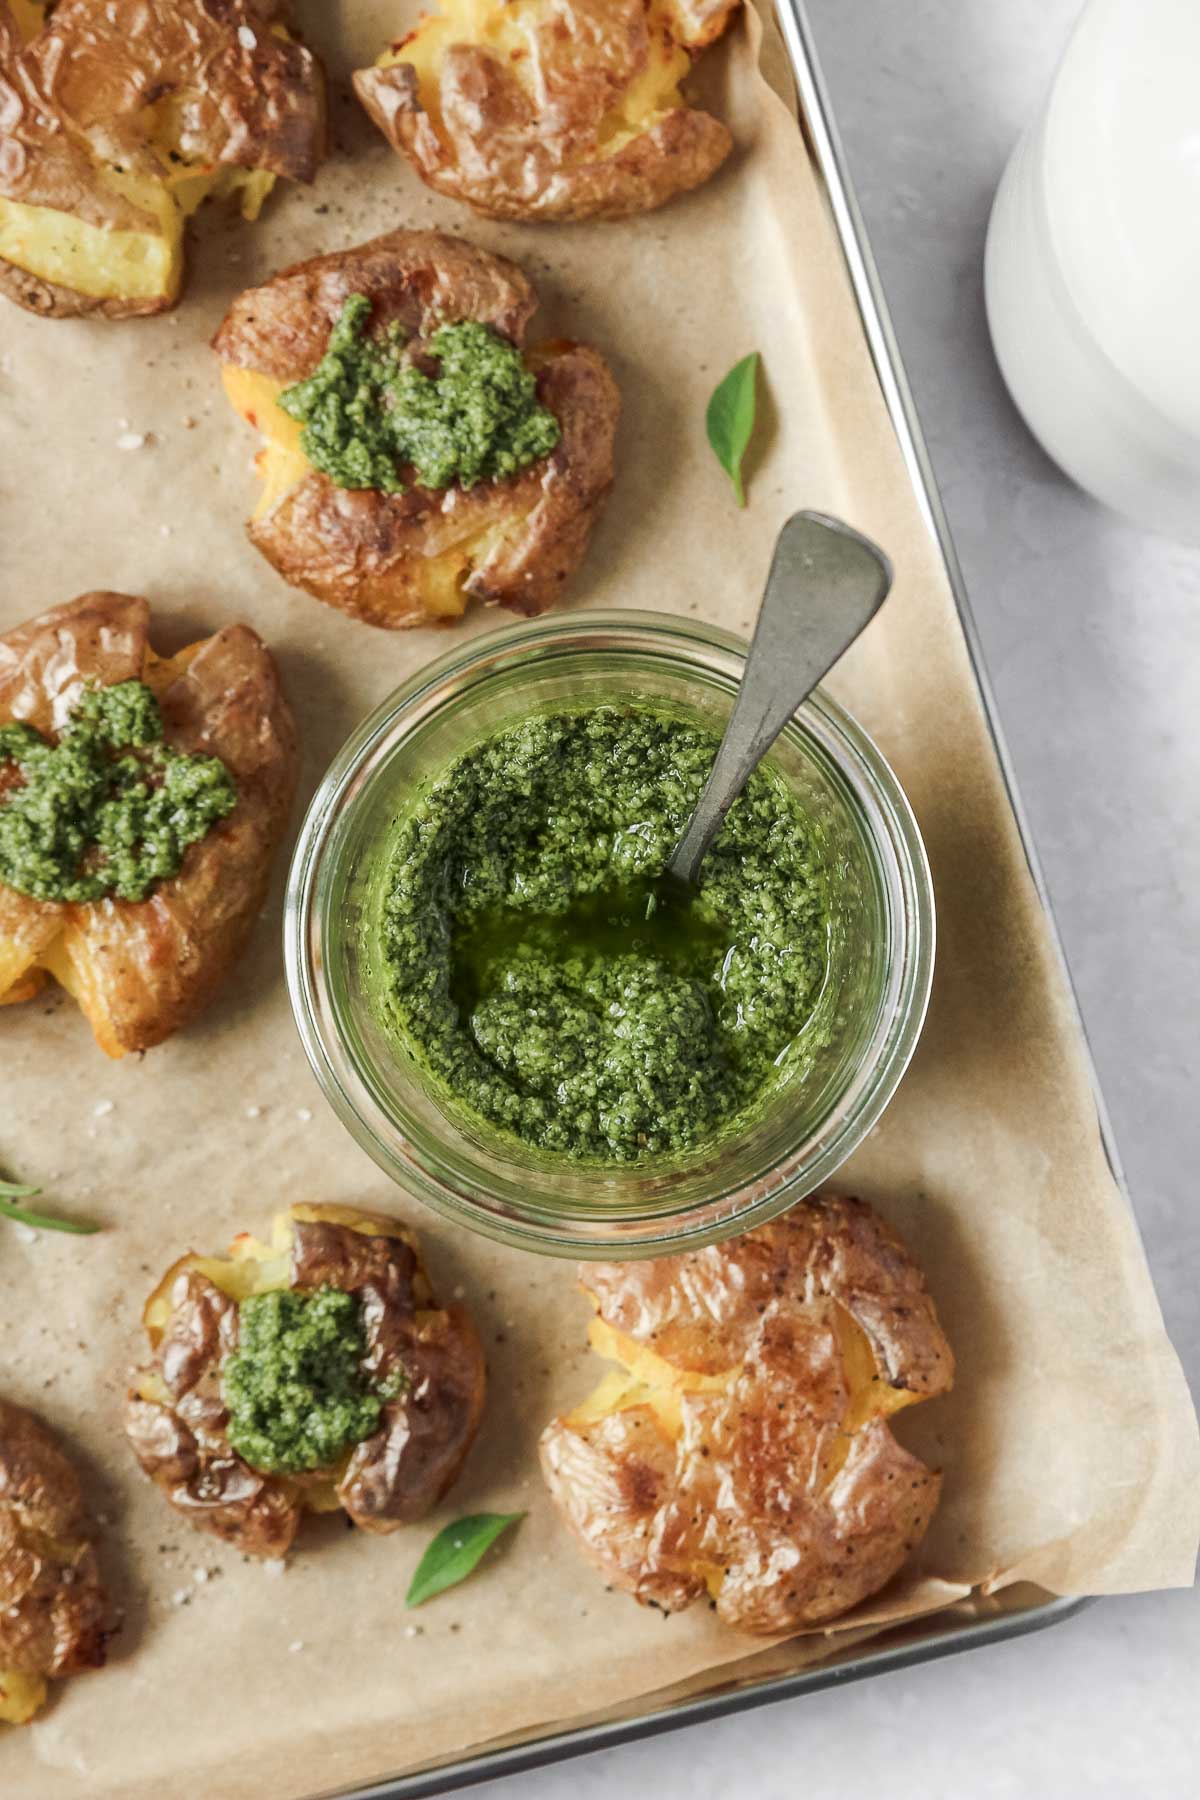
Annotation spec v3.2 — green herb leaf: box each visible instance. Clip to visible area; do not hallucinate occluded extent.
[705,352,761,507]
[405,1512,524,1608]
[0,1181,101,1236]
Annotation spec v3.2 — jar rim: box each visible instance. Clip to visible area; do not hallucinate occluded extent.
[284,611,935,1258]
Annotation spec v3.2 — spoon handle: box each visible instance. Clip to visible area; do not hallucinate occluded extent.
[667,511,893,889]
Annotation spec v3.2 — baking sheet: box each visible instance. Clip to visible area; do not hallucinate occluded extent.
[374,1583,1076,1798]
[1,4,1197,1796]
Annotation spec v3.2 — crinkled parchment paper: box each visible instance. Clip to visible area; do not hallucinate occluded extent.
[1,5,1196,1796]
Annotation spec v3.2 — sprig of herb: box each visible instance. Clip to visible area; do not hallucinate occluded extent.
[0,1179,100,1236]
[705,351,761,507]
[405,1512,524,1608]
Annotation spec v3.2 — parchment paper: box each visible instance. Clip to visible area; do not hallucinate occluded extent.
[1,5,1196,1796]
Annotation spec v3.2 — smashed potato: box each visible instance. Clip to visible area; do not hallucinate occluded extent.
[0,1398,112,1725]
[0,591,299,1056]
[125,1205,488,1558]
[0,1,326,318]
[353,0,740,221]
[213,228,619,629]
[540,1196,954,1635]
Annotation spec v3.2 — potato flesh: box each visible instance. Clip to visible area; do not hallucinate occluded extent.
[0,933,50,1000]
[221,366,307,459]
[0,1668,47,1725]
[0,153,275,303]
[576,1307,918,1497]
[0,192,175,303]
[384,0,691,156]
[156,1203,417,1318]
[570,1316,733,1438]
[221,366,311,519]
[596,3,693,155]
[141,1216,297,1339]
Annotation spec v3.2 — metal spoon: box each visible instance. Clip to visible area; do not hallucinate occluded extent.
[666,511,893,889]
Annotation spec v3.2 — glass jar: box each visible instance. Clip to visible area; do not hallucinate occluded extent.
[285,613,934,1258]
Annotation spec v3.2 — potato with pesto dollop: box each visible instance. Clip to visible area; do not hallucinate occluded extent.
[125,1206,488,1558]
[213,228,619,629]
[0,591,299,1056]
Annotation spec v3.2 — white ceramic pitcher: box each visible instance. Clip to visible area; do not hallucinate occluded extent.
[985,0,1200,545]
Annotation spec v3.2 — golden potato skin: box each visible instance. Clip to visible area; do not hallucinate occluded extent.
[353,0,740,223]
[540,1196,954,1636]
[0,1,326,318]
[126,1206,488,1558]
[214,229,620,629]
[0,591,300,1056]
[0,1399,112,1719]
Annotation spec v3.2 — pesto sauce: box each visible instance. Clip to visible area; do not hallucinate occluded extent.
[223,1286,401,1478]
[374,707,833,1165]
[0,681,236,905]
[278,295,560,494]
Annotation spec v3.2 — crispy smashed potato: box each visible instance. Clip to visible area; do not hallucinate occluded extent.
[540,1196,954,1635]
[353,0,740,221]
[0,1398,112,1725]
[125,1205,488,1558]
[213,227,619,629]
[0,591,299,1056]
[0,1,325,318]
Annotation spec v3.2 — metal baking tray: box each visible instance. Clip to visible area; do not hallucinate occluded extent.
[327,1,1130,1790]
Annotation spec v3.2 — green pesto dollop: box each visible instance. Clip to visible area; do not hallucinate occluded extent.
[0,680,236,905]
[372,707,833,1165]
[222,1286,402,1477]
[277,294,561,494]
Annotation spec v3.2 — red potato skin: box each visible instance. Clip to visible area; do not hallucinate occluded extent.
[0,591,300,1055]
[213,230,540,380]
[352,0,740,223]
[213,229,620,629]
[0,1399,113,1686]
[540,1196,955,1636]
[583,1195,954,1390]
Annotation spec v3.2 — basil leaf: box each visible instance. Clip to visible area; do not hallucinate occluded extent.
[405,1512,524,1608]
[705,352,761,507]
[0,1180,101,1236]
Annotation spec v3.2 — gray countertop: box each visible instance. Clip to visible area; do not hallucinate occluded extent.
[474,4,1200,1794]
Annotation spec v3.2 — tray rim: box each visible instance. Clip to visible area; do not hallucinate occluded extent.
[333,1592,1088,1800]
[324,1,1142,1790]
